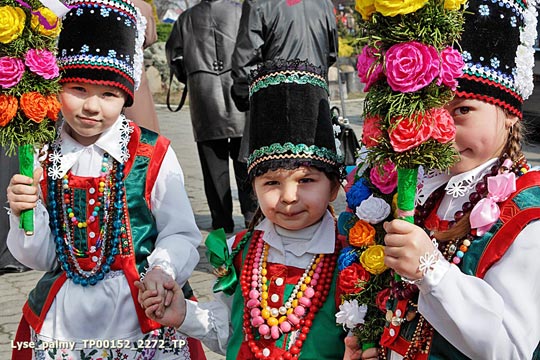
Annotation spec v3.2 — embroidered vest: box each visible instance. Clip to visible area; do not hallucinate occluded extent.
[23,123,170,334]
[227,231,346,359]
[381,171,540,359]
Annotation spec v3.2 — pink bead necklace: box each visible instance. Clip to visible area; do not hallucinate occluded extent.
[245,234,323,339]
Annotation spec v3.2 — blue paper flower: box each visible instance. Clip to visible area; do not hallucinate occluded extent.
[338,246,360,271]
[346,178,372,210]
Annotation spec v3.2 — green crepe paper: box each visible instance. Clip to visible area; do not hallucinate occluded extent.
[362,342,376,351]
[205,228,238,296]
[18,144,34,235]
[397,167,418,224]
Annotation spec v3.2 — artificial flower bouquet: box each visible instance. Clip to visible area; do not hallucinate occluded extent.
[354,0,467,222]
[335,157,397,347]
[0,0,68,233]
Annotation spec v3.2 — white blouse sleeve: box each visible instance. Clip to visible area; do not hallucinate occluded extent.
[147,146,202,285]
[418,220,540,359]
[178,291,233,355]
[7,200,57,271]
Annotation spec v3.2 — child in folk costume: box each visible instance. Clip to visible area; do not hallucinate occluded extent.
[6,0,205,358]
[137,59,348,359]
[371,0,540,358]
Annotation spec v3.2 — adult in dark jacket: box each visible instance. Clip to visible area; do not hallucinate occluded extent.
[230,0,339,112]
[166,0,257,233]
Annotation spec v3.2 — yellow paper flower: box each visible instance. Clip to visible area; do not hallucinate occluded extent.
[392,193,399,218]
[374,0,428,17]
[0,6,26,44]
[356,0,376,20]
[31,7,61,37]
[360,245,388,275]
[444,0,467,10]
[348,219,376,247]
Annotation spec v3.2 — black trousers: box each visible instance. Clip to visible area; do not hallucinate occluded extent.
[197,137,257,232]
[0,147,27,272]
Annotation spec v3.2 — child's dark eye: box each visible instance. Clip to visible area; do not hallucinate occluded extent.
[453,106,470,116]
[299,178,314,183]
[264,180,279,186]
[103,92,120,98]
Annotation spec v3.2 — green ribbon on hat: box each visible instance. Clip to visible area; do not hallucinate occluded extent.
[205,228,238,296]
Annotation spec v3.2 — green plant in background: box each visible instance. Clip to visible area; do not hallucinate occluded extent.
[157,22,173,42]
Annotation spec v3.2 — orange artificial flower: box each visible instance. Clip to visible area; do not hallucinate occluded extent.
[45,94,61,121]
[348,219,376,247]
[0,93,18,126]
[20,91,47,123]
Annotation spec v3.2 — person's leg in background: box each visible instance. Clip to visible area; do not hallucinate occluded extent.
[229,137,257,228]
[0,147,29,275]
[197,139,235,233]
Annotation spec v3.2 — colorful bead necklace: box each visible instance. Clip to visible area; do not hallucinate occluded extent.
[240,231,338,359]
[382,154,530,358]
[48,155,126,286]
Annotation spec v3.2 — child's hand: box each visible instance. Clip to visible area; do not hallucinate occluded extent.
[343,337,379,360]
[6,168,43,217]
[135,279,187,328]
[383,219,436,281]
[140,267,174,318]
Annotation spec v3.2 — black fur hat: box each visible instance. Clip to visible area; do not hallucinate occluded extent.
[247,59,343,178]
[57,0,145,106]
[455,0,538,118]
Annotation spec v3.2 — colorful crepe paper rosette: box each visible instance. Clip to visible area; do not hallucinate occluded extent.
[354,0,466,222]
[0,0,68,234]
[335,160,397,347]
[334,0,468,349]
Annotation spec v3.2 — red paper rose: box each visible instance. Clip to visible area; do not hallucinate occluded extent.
[430,108,456,143]
[389,113,433,152]
[362,114,383,148]
[375,288,391,312]
[338,262,371,294]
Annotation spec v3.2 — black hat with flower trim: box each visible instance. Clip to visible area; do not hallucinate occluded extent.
[57,0,146,107]
[247,59,343,178]
[455,0,538,119]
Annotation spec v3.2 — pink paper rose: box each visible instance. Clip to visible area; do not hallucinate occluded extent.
[385,41,439,93]
[362,114,383,148]
[389,113,433,152]
[430,108,456,143]
[0,56,24,88]
[437,47,464,90]
[25,49,59,80]
[357,46,383,92]
[370,160,397,194]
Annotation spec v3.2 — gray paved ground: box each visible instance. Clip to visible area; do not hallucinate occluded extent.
[1,99,540,359]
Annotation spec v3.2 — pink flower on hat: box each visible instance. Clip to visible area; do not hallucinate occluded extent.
[357,46,383,92]
[430,108,456,143]
[385,41,439,93]
[0,56,24,88]
[437,47,464,90]
[389,112,433,152]
[25,49,59,80]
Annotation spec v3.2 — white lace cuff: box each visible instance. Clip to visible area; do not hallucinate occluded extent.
[417,257,451,294]
[147,260,176,280]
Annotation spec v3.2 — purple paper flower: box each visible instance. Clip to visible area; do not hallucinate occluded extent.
[0,56,25,88]
[385,41,439,93]
[25,49,59,80]
[357,46,383,91]
[437,47,464,90]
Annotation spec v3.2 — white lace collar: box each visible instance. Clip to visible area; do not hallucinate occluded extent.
[256,210,336,257]
[47,115,133,180]
[415,158,498,206]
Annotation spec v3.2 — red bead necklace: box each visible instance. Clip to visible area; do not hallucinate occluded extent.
[240,231,338,359]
